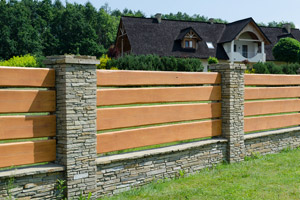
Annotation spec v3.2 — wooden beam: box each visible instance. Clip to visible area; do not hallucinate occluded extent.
[97,103,221,130]
[97,120,221,153]
[97,86,221,106]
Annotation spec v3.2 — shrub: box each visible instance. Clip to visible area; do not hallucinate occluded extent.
[106,54,204,72]
[253,62,300,74]
[272,37,300,63]
[0,54,39,67]
[208,56,219,64]
[97,54,111,69]
[253,62,270,74]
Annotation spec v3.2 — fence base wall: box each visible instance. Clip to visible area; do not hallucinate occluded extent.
[96,139,227,197]
[245,127,300,156]
[0,164,64,199]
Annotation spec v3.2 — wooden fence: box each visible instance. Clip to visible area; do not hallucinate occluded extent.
[96,70,222,153]
[0,67,56,168]
[2,66,300,167]
[244,74,300,132]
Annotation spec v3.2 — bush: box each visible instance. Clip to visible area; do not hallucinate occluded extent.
[272,37,300,63]
[0,54,41,67]
[97,54,111,69]
[208,56,219,64]
[253,62,300,74]
[106,54,204,72]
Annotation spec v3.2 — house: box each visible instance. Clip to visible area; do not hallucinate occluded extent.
[115,14,300,70]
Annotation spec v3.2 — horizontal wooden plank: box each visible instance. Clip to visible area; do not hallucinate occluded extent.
[245,74,300,86]
[244,113,300,132]
[0,66,55,87]
[245,87,300,100]
[0,140,56,168]
[97,86,221,106]
[97,103,221,130]
[245,99,300,116]
[97,120,221,153]
[0,90,56,113]
[97,70,220,86]
[0,115,56,140]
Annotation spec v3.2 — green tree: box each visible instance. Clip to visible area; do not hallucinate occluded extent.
[272,37,300,63]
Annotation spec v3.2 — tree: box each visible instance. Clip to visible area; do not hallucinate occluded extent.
[272,37,300,63]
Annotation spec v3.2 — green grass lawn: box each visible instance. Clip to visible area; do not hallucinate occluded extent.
[99,148,300,200]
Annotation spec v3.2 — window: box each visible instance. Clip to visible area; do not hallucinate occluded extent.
[185,41,189,48]
[242,45,248,58]
[206,42,214,49]
[185,40,194,48]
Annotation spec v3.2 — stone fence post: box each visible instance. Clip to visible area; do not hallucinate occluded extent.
[44,55,100,199]
[209,64,246,163]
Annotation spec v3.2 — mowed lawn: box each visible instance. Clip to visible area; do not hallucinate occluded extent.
[100,148,300,200]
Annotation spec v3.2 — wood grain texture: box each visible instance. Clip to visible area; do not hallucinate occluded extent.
[97,70,220,86]
[245,87,300,100]
[244,113,300,132]
[0,90,56,113]
[0,67,55,87]
[97,86,221,106]
[0,140,56,168]
[245,74,300,86]
[97,103,221,130]
[97,120,221,153]
[245,99,300,116]
[0,115,56,140]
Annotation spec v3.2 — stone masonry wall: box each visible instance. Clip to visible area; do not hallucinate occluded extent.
[0,165,64,199]
[96,140,227,197]
[245,128,300,156]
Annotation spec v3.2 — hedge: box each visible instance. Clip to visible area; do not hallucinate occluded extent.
[253,62,300,74]
[106,54,204,72]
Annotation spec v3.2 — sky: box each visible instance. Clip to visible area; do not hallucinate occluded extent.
[66,0,300,29]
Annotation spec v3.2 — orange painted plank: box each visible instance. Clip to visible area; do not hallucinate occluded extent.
[97,70,220,86]
[244,113,300,132]
[245,87,300,100]
[245,99,300,116]
[0,140,56,168]
[97,86,221,106]
[97,103,221,130]
[0,67,55,87]
[0,90,56,113]
[97,120,221,153]
[0,115,56,140]
[245,74,300,86]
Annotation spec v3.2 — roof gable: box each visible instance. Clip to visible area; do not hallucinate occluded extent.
[219,18,271,44]
[176,27,202,41]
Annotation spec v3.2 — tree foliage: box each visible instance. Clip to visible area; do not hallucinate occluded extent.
[272,38,300,63]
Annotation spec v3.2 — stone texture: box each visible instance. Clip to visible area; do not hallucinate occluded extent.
[46,55,99,199]
[0,167,64,200]
[210,63,246,163]
[97,140,227,197]
[245,127,300,156]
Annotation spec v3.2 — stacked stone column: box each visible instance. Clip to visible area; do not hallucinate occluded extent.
[209,64,246,163]
[44,55,99,199]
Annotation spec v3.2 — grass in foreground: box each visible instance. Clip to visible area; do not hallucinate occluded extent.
[99,148,300,200]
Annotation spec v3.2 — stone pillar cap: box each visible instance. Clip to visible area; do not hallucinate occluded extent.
[43,55,100,65]
[209,63,247,70]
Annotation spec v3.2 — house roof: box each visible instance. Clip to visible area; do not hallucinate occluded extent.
[120,16,300,61]
[218,17,271,44]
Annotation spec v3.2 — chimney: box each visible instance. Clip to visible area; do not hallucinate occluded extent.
[155,13,162,24]
[209,18,214,24]
[283,23,291,33]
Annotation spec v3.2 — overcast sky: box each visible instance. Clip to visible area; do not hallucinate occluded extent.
[66,0,300,28]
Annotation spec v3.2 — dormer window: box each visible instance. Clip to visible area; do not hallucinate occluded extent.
[185,40,194,48]
[206,42,214,49]
[176,27,202,50]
